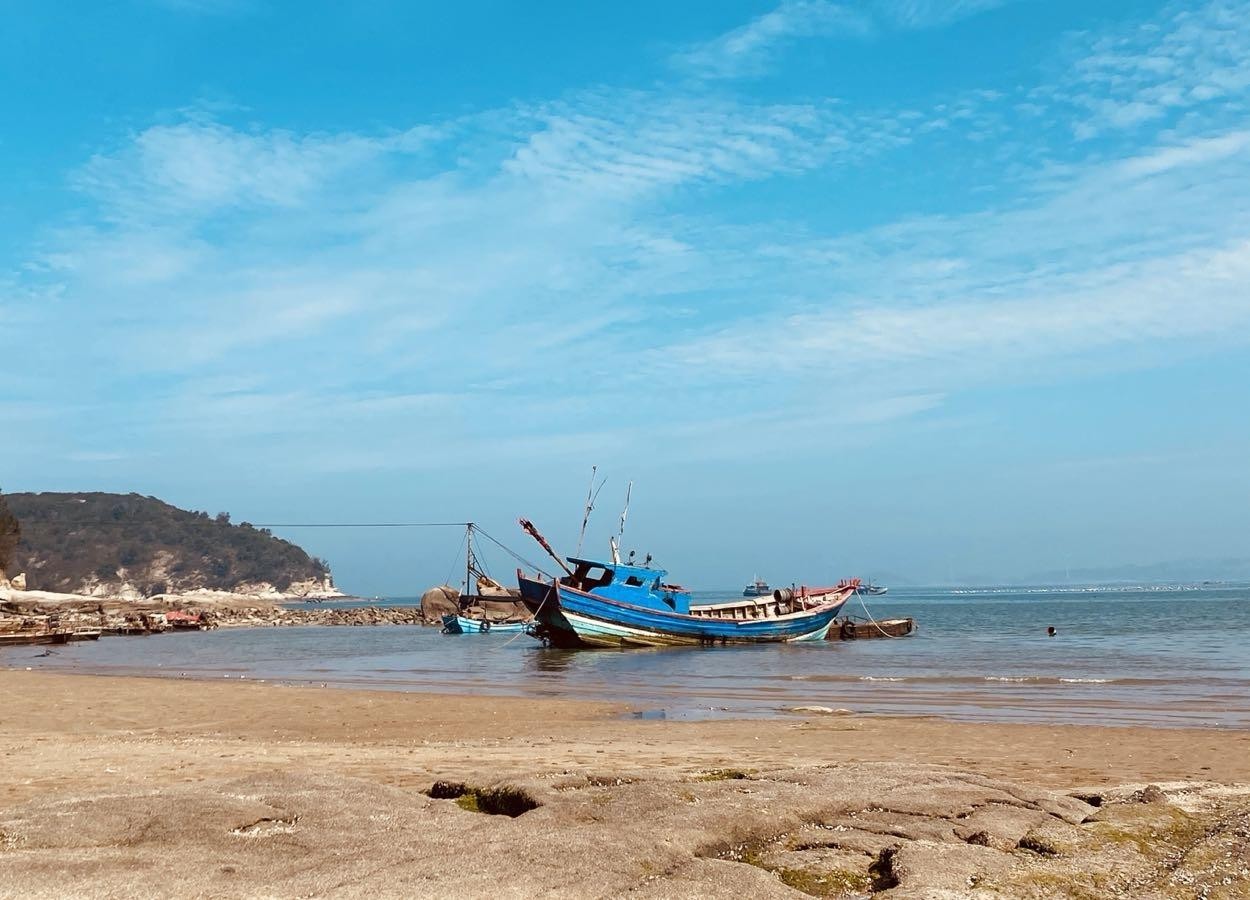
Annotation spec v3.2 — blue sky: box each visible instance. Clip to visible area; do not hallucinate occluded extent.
[3,0,1249,592]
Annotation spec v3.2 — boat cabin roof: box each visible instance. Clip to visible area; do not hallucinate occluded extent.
[565,557,668,583]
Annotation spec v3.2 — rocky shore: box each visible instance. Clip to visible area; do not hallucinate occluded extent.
[0,592,432,639]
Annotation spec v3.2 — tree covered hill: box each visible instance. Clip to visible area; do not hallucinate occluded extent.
[3,491,331,596]
[0,492,18,576]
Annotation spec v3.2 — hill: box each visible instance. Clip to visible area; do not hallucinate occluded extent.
[0,492,18,576]
[2,491,333,598]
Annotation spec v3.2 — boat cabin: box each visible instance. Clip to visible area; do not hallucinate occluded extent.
[561,557,692,614]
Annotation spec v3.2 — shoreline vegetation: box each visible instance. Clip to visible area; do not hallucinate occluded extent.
[0,670,1247,898]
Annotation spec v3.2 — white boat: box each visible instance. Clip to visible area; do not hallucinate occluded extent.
[743,575,771,597]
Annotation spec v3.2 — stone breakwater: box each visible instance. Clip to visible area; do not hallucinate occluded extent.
[214,605,430,628]
[0,599,431,638]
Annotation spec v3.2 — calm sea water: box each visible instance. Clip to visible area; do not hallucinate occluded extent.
[7,585,1249,728]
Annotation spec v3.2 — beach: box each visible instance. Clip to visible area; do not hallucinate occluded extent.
[2,669,1247,898]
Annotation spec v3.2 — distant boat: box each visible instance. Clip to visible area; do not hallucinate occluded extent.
[743,576,771,597]
[857,581,888,596]
[516,519,858,649]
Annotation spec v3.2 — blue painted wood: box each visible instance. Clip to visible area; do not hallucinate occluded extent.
[441,613,528,634]
[559,556,692,613]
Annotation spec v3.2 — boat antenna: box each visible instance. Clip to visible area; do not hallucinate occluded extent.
[575,465,607,556]
[611,481,632,564]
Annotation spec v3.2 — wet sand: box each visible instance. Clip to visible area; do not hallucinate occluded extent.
[2,670,1248,898]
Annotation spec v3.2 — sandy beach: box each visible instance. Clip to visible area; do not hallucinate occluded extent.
[2,669,1247,898]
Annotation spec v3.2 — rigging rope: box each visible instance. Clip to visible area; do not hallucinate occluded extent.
[472,526,554,580]
[255,522,470,528]
[443,528,469,590]
[12,520,472,528]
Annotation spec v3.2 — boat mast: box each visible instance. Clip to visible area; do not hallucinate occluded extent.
[465,522,474,597]
[575,465,605,557]
[611,481,632,565]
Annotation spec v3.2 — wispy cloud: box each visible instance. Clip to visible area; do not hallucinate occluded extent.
[1115,128,1250,180]
[874,0,1013,28]
[1043,0,1250,140]
[501,91,913,198]
[673,0,1021,80]
[673,1,872,80]
[75,119,440,221]
[660,237,1250,388]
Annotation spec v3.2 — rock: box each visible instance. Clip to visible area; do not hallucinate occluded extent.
[885,840,1013,895]
[419,585,460,623]
[1135,784,1168,804]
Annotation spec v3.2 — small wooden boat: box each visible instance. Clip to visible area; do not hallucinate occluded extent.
[0,629,92,646]
[427,523,531,629]
[828,617,914,640]
[441,613,529,635]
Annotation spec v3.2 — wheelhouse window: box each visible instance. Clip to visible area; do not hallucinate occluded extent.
[569,562,614,591]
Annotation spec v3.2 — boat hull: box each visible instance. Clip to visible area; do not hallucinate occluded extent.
[519,577,848,649]
[441,614,528,634]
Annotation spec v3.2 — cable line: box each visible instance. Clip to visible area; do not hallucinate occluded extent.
[254,522,470,528]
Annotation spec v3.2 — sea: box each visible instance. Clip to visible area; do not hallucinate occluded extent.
[9,584,1249,729]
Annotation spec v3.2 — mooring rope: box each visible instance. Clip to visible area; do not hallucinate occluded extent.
[490,579,557,651]
[853,590,910,638]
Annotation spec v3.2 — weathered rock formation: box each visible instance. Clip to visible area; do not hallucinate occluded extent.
[0,765,1245,897]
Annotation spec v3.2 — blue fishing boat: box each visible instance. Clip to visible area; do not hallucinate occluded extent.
[514,527,859,648]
